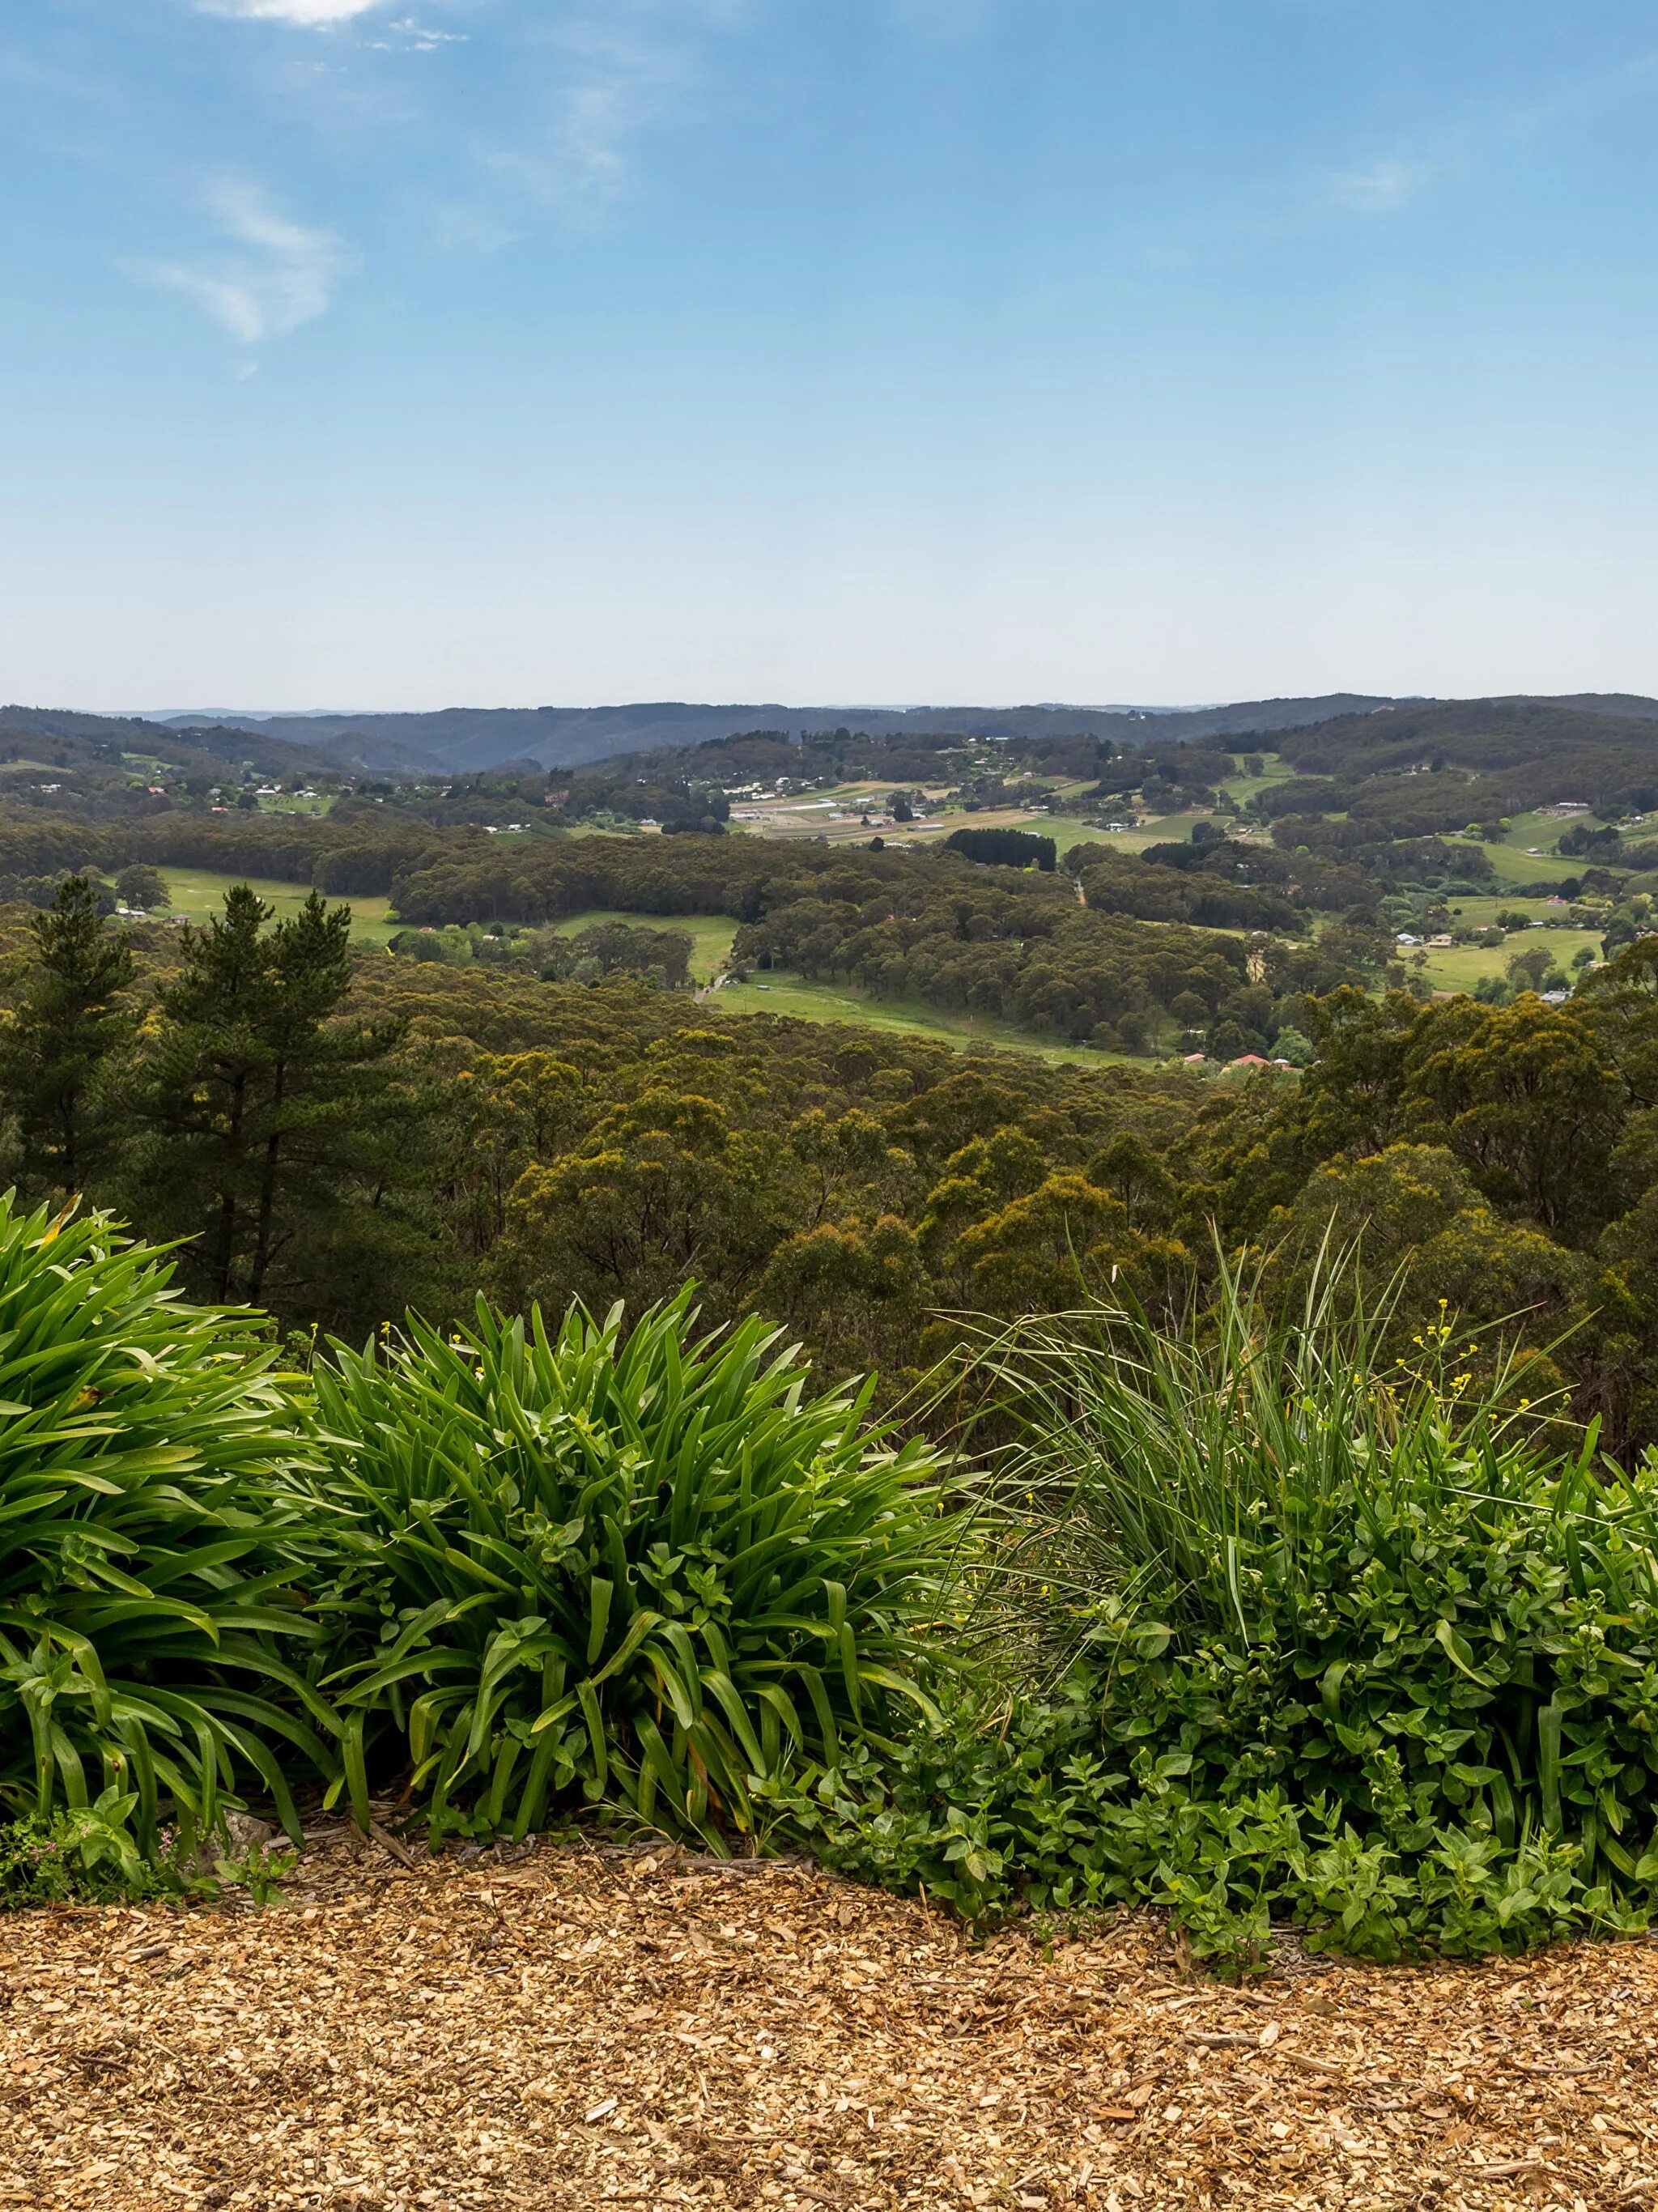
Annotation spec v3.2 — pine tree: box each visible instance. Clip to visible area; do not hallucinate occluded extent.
[131,886,431,1313]
[0,874,135,1197]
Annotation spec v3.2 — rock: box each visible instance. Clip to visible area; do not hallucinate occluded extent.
[223,1812,277,1853]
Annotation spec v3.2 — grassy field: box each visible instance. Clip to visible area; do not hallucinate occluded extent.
[1453,810,1639,884]
[255,793,333,816]
[1447,892,1590,927]
[1443,832,1633,889]
[1418,926,1596,992]
[1101,810,1218,851]
[712,969,1133,1066]
[148,868,398,946]
[1218,752,1295,806]
[119,754,189,780]
[729,777,1182,860]
[548,908,737,983]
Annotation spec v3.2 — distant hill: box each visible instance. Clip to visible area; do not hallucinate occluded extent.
[0,704,442,780]
[1265,698,1658,778]
[1490,693,1658,723]
[19,691,1658,780]
[159,693,1410,773]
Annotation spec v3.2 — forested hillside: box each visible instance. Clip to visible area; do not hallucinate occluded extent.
[151,691,1409,771]
[6,874,1658,1460]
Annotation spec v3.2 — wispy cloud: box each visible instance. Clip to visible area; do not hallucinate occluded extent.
[366,16,468,52]
[484,2,747,223]
[197,0,391,24]
[137,179,356,344]
[1323,155,1439,215]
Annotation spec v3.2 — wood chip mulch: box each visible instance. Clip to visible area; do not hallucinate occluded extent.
[2,1831,1656,2211]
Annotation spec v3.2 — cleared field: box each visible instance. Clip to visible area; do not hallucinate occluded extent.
[547,908,737,982]
[712,968,1128,1065]
[1441,828,1605,887]
[1100,810,1216,851]
[1218,751,1294,805]
[1419,925,1595,992]
[1045,815,1112,856]
[1480,845,1588,885]
[730,802,1109,859]
[1448,812,1637,888]
[1448,891,1579,925]
[147,867,398,946]
[255,793,333,815]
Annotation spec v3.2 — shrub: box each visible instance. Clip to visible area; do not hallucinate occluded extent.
[772,1678,1638,1970]
[0,1197,329,1853]
[0,1793,296,1908]
[778,1264,1658,1965]
[307,1290,951,1847]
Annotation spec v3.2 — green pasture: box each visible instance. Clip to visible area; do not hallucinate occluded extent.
[712,968,1130,1066]
[1446,893,1588,928]
[1455,811,1634,887]
[144,868,398,946]
[1101,810,1216,851]
[1418,925,1597,993]
[1218,752,1294,806]
[1478,844,1587,886]
[255,792,334,816]
[1042,814,1114,856]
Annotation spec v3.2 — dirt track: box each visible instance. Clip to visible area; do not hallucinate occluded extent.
[2,1834,1656,2210]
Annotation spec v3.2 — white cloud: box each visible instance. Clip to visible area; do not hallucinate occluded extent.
[138,180,356,345]
[198,0,389,24]
[367,16,468,50]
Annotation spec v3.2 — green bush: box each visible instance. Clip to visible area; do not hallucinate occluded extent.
[307,1291,951,1846]
[773,1266,1658,1966]
[774,1669,1641,1972]
[0,1197,330,1853]
[16,1193,1658,1976]
[0,1796,297,1908]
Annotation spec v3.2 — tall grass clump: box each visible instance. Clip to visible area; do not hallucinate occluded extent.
[307,1290,951,1847]
[0,1197,328,1856]
[787,1261,1658,1965]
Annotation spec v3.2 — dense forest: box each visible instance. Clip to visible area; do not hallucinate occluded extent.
[6,690,1658,1451]
[7,873,1658,1459]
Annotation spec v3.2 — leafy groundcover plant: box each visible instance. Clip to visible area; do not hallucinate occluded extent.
[774,1267,1658,1970]
[305,1290,954,1847]
[0,1196,331,1857]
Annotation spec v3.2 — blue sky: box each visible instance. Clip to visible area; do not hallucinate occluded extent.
[2,1,1656,711]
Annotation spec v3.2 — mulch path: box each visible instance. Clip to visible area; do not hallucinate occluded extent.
[2,1831,1656,2211]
